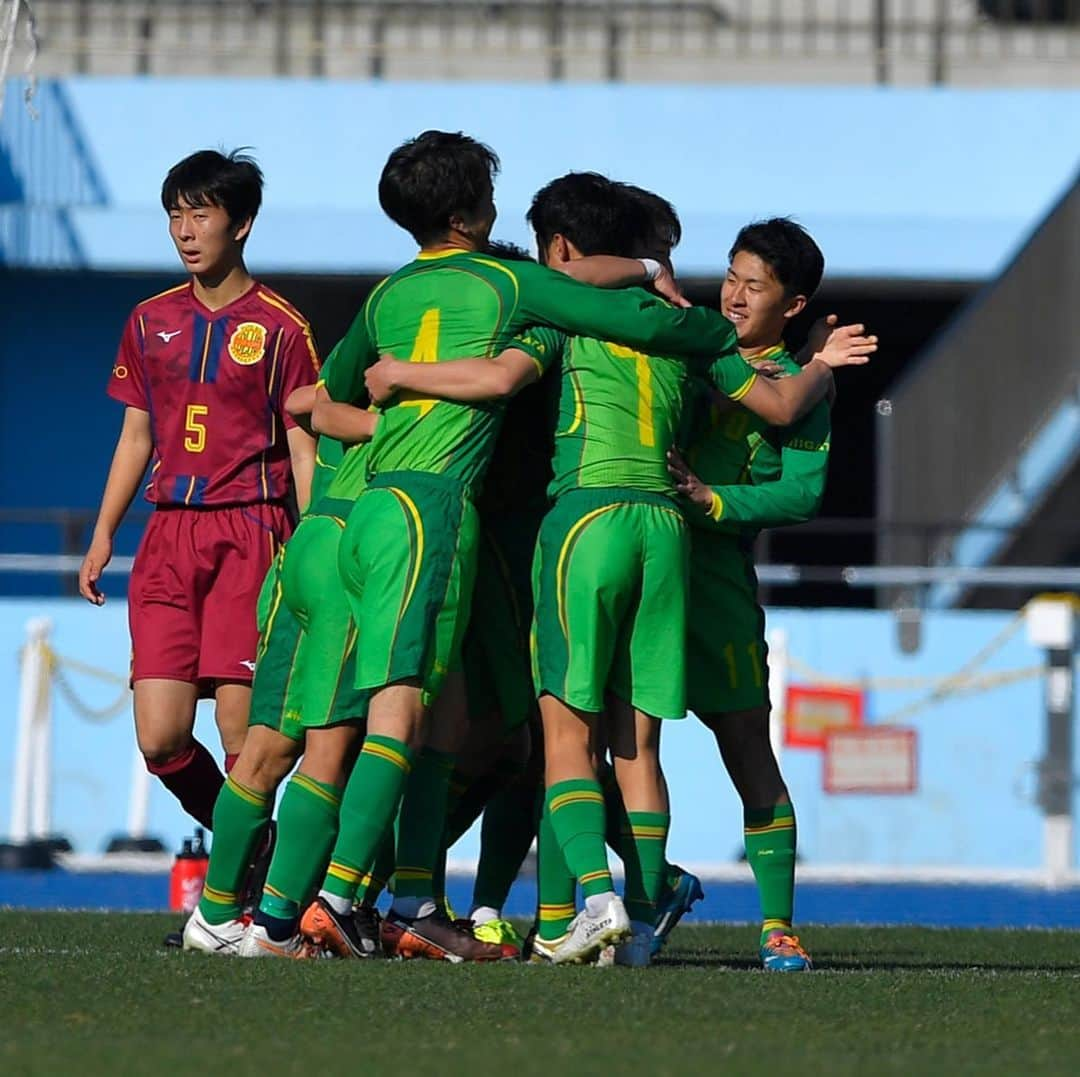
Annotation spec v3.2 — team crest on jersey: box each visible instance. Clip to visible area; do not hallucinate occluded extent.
[228,322,268,365]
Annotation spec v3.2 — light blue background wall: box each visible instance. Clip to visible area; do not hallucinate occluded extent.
[3,79,1079,278]
[0,599,1070,869]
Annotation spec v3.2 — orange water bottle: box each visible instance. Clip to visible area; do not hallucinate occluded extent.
[169,828,209,913]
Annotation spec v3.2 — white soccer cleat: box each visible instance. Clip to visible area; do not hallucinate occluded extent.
[551,896,631,965]
[237,922,312,959]
[181,906,247,956]
[613,927,653,968]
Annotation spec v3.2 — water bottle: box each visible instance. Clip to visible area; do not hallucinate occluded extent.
[169,828,210,913]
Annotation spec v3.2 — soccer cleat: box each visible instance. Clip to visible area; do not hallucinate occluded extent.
[523,929,562,965]
[237,922,312,959]
[551,896,631,965]
[760,931,812,972]
[651,867,705,956]
[382,907,515,963]
[181,906,247,956]
[613,927,653,968]
[299,897,381,959]
[472,918,525,956]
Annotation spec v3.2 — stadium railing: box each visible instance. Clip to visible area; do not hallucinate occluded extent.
[10,0,1080,85]
[3,509,1080,604]
[4,594,1077,889]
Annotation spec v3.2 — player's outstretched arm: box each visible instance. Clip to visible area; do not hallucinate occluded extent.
[552,255,690,308]
[79,407,153,606]
[363,349,541,406]
[310,386,380,444]
[518,260,732,358]
[735,335,870,426]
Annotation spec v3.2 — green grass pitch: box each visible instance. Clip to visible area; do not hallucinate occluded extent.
[2,913,1078,1075]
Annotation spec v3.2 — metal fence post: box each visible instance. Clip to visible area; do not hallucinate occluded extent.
[1027,596,1077,884]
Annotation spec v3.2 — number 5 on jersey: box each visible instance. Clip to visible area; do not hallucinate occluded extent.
[185,404,209,453]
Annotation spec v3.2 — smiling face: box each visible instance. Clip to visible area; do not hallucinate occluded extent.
[167,197,251,277]
[720,249,806,351]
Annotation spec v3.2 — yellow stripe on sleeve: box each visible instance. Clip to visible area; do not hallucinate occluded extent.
[729,371,757,402]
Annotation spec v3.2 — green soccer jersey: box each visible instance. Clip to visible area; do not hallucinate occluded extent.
[687,346,831,533]
[518,329,760,498]
[325,249,748,496]
[323,441,370,502]
[311,436,344,506]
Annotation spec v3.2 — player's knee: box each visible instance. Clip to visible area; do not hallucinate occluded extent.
[140,738,194,771]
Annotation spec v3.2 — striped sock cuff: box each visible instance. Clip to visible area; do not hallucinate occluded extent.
[395,867,433,884]
[361,735,414,775]
[548,788,605,814]
[539,902,576,923]
[326,860,367,887]
[201,882,239,907]
[762,918,793,935]
[580,869,612,889]
[225,775,271,809]
[291,772,342,809]
[744,803,796,835]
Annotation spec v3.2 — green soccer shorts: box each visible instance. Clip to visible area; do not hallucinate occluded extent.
[249,501,368,740]
[338,471,479,705]
[463,514,541,732]
[685,528,770,716]
[531,487,689,720]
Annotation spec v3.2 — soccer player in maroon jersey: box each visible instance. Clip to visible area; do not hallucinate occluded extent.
[78,149,319,831]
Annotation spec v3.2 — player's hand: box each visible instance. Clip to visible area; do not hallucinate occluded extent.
[749,357,786,379]
[667,448,714,513]
[364,355,403,405]
[804,315,877,369]
[79,533,112,606]
[652,265,692,309]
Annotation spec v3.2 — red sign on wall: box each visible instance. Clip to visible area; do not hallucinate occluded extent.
[824,727,918,795]
[784,683,864,749]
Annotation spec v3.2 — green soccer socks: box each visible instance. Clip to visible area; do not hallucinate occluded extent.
[320,735,414,909]
[622,811,670,927]
[258,773,342,923]
[744,801,797,941]
[546,779,612,899]
[199,775,272,925]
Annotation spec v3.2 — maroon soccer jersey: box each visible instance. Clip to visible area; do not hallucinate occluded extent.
[107,281,320,506]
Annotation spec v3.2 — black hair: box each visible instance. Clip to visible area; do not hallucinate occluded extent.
[484,240,534,263]
[729,218,824,298]
[619,183,682,257]
[378,130,500,246]
[161,148,263,225]
[527,172,637,260]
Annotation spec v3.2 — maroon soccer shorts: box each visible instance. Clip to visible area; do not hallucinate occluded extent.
[128,503,293,690]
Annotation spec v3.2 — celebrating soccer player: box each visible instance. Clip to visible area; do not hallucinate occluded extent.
[304,130,762,963]
[361,170,869,966]
[666,218,875,971]
[79,150,319,833]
